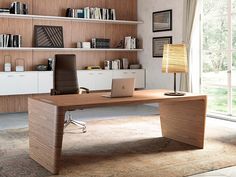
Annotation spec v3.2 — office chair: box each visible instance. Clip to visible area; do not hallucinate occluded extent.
[51,54,89,133]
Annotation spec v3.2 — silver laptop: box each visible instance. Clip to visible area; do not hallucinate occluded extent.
[103,78,135,98]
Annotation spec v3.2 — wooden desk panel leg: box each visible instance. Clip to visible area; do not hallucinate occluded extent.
[28,99,65,174]
[160,98,207,149]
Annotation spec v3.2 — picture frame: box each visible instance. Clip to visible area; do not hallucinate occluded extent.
[153,10,172,32]
[34,25,64,48]
[153,36,172,58]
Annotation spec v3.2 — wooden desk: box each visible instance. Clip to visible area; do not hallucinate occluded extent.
[28,89,207,174]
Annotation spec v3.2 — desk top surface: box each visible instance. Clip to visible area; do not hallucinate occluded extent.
[29,89,207,109]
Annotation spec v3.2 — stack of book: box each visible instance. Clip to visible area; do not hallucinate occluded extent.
[124,37,137,49]
[0,34,22,48]
[66,7,116,20]
[9,2,28,15]
[0,8,10,14]
[91,38,110,48]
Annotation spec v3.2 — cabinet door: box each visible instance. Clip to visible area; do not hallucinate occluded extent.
[78,70,112,91]
[0,72,38,96]
[112,69,145,89]
[130,70,145,89]
[38,71,53,94]
[91,71,112,90]
[77,71,94,90]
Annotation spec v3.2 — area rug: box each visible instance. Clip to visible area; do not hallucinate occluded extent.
[1,116,236,177]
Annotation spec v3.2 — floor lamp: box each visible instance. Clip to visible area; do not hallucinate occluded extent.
[162,44,188,96]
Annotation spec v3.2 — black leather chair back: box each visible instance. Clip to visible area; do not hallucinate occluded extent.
[51,54,79,95]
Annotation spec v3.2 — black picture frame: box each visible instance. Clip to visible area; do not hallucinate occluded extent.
[153,9,172,32]
[153,36,172,58]
[34,25,64,48]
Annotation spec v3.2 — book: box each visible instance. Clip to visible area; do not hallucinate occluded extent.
[125,36,132,49]
[0,34,3,47]
[77,8,84,18]
[8,34,14,47]
[90,8,95,19]
[111,9,116,20]
[84,7,90,19]
[0,8,10,14]
[124,37,137,49]
[3,34,9,47]
[66,7,116,20]
[102,8,107,20]
[108,9,112,20]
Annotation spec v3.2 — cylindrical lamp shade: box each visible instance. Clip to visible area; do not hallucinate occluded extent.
[162,44,188,73]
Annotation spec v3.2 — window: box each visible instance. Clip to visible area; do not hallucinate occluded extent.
[201,0,236,117]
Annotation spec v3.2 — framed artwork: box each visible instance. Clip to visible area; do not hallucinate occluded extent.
[34,25,64,48]
[153,36,172,58]
[153,10,172,32]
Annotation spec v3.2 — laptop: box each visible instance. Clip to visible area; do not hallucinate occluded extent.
[103,78,135,98]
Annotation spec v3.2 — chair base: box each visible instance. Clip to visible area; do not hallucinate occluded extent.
[64,114,86,133]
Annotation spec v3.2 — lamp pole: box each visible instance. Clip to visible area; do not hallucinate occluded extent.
[174,73,176,93]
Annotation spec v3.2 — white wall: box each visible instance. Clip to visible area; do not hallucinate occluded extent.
[137,0,184,89]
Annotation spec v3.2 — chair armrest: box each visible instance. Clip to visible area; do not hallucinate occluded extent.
[80,87,90,94]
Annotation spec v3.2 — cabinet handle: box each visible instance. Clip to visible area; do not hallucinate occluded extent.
[19,75,25,77]
[132,72,136,74]
[98,73,103,75]
[123,72,128,74]
[7,75,14,77]
[89,73,94,75]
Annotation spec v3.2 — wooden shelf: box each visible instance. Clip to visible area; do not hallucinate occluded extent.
[0,47,143,52]
[0,14,143,25]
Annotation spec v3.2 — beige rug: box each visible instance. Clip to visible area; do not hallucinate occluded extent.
[1,115,236,177]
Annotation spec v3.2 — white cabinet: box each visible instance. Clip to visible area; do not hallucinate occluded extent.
[38,71,53,94]
[77,70,145,90]
[0,72,38,96]
[78,70,113,91]
[0,69,145,96]
[112,69,145,89]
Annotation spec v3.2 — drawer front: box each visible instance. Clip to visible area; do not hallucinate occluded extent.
[112,70,145,89]
[78,71,112,91]
[91,71,112,90]
[38,71,53,94]
[0,72,38,96]
[77,71,94,90]
[131,70,145,89]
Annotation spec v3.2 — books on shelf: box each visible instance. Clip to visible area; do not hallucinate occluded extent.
[0,34,22,48]
[125,36,137,49]
[0,8,10,14]
[66,7,116,20]
[91,38,110,48]
[9,2,28,15]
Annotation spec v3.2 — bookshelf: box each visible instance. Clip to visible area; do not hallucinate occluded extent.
[0,13,143,25]
[0,0,142,113]
[0,47,143,52]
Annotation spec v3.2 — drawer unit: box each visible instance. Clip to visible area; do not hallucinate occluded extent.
[0,72,38,96]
